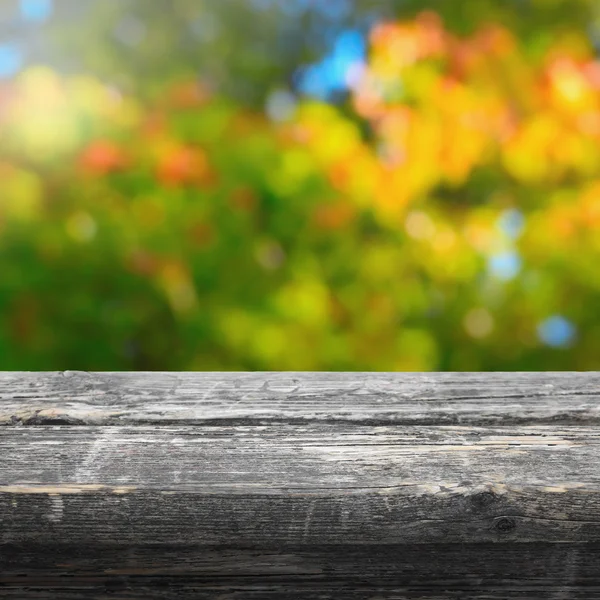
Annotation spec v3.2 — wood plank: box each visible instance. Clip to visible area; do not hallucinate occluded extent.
[1,544,600,598]
[1,424,599,544]
[0,371,599,425]
[2,372,600,598]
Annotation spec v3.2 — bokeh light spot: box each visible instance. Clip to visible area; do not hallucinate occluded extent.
[297,29,365,99]
[265,89,297,122]
[66,212,97,243]
[0,45,23,79]
[537,316,576,348]
[497,209,525,239]
[488,251,521,280]
[464,308,494,338]
[405,210,435,239]
[255,240,286,270]
[20,0,53,22]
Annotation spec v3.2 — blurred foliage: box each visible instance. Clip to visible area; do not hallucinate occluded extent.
[0,0,600,370]
[41,0,600,103]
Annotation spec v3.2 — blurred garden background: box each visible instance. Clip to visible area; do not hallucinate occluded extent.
[0,0,599,371]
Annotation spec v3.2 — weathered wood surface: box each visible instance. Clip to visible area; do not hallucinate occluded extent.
[1,544,600,598]
[2,424,600,544]
[1,371,600,425]
[1,371,600,598]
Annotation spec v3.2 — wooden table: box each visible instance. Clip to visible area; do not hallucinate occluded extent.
[1,371,600,598]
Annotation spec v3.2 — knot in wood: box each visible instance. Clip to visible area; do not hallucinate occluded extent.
[493,517,516,533]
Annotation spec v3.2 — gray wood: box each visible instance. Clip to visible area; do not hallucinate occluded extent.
[0,371,599,425]
[1,372,600,598]
[2,424,600,544]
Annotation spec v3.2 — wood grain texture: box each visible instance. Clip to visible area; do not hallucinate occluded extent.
[0,371,599,425]
[1,372,600,598]
[2,424,600,544]
[1,544,600,599]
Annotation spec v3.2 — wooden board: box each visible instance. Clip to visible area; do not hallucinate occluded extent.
[1,372,600,598]
[1,371,600,425]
